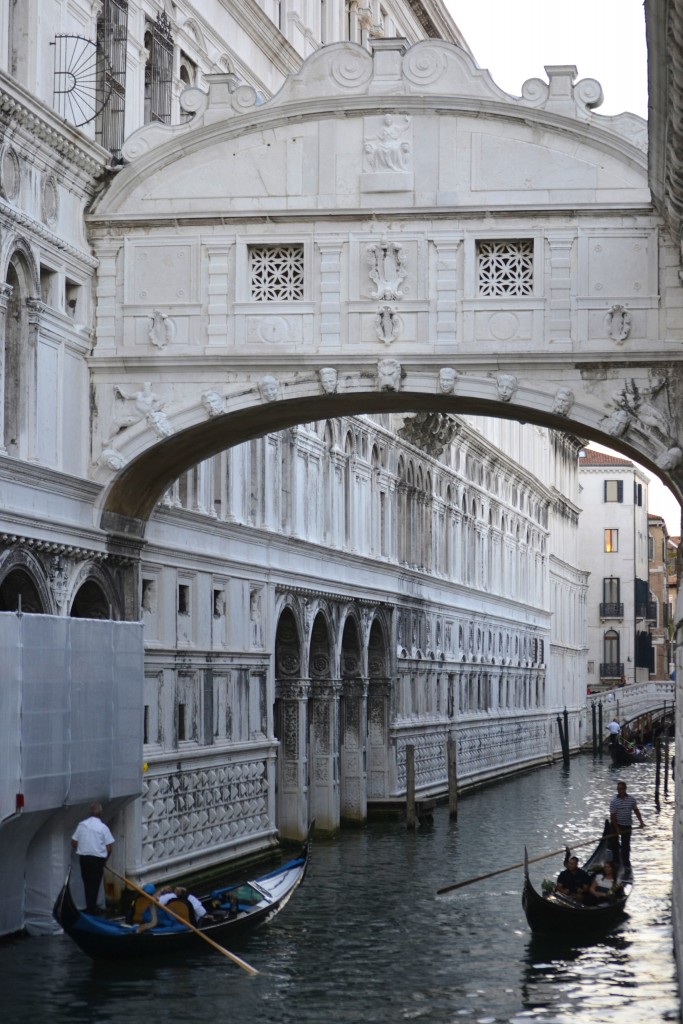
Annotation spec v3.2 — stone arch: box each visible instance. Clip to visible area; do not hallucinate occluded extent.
[1,240,38,458]
[367,613,392,802]
[0,548,51,613]
[70,579,110,620]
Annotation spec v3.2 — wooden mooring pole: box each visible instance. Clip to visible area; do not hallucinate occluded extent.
[406,744,416,830]
[447,736,458,820]
[655,738,662,809]
[598,701,604,753]
[592,702,597,754]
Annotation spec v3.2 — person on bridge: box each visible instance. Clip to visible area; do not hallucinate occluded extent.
[609,780,644,877]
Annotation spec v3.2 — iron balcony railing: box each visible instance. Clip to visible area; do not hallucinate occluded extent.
[600,602,624,618]
[600,662,624,678]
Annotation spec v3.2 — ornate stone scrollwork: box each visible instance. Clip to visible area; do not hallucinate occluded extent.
[367,238,407,301]
[656,446,683,471]
[604,304,632,344]
[398,412,459,456]
[148,310,176,348]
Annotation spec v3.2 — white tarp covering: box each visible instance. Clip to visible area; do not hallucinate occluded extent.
[0,612,144,935]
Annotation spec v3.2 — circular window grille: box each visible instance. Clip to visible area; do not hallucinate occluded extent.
[52,35,112,127]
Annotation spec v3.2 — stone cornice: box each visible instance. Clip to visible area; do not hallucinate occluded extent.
[0,72,109,181]
[405,0,469,48]
[0,197,99,270]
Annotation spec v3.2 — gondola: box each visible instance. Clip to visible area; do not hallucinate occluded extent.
[53,831,312,962]
[611,741,650,766]
[522,820,632,934]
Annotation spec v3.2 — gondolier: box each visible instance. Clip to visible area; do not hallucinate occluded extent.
[71,802,114,915]
[609,780,644,877]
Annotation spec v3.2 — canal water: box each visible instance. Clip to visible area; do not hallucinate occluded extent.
[1,755,678,1023]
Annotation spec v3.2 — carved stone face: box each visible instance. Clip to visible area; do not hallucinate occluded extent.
[318,367,338,394]
[552,387,574,416]
[496,374,518,402]
[258,375,279,401]
[201,390,224,416]
[438,368,457,394]
[377,359,401,391]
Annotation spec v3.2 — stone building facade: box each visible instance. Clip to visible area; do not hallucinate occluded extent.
[4,0,651,932]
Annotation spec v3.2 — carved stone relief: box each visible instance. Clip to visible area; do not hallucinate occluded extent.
[374,304,402,344]
[552,387,575,416]
[111,382,173,440]
[367,238,407,301]
[201,391,225,417]
[438,367,458,394]
[363,115,411,173]
[148,310,176,348]
[604,304,632,344]
[398,412,459,456]
[258,375,280,402]
[495,373,519,402]
[318,367,338,394]
[377,358,402,392]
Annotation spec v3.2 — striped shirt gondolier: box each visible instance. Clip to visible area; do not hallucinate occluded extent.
[610,793,639,827]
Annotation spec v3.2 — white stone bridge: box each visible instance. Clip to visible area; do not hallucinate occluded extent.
[86,37,683,537]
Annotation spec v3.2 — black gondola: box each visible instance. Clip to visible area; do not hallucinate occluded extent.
[522,821,632,934]
[611,741,650,766]
[53,831,312,962]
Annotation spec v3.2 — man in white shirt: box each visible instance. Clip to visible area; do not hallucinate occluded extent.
[608,719,621,748]
[71,802,115,915]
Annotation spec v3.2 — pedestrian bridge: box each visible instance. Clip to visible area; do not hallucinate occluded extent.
[587,679,676,741]
[84,38,683,536]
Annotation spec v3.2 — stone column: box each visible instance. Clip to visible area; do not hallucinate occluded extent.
[367,677,390,800]
[206,243,234,348]
[546,233,574,350]
[93,240,123,354]
[25,298,41,462]
[274,678,311,841]
[317,238,343,350]
[308,678,342,832]
[340,677,369,823]
[433,236,461,350]
[0,282,12,452]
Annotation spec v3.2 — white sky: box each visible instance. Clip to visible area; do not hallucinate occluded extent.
[443,2,681,534]
[447,0,648,118]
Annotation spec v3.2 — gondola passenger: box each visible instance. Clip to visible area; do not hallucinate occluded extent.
[588,857,621,902]
[555,856,591,900]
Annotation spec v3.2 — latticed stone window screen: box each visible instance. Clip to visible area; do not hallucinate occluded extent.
[476,239,534,296]
[249,244,305,301]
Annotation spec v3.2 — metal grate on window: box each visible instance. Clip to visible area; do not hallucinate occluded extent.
[476,239,534,296]
[249,245,305,301]
[95,0,128,161]
[144,11,173,125]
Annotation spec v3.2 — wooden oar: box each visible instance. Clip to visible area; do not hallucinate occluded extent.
[436,831,616,895]
[107,867,258,975]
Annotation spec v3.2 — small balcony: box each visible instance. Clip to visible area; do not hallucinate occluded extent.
[600,662,624,679]
[599,602,624,618]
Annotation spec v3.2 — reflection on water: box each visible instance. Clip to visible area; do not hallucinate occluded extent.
[1,756,678,1023]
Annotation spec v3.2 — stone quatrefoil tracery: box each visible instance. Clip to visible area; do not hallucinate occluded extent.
[476,239,534,296]
[249,244,305,301]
